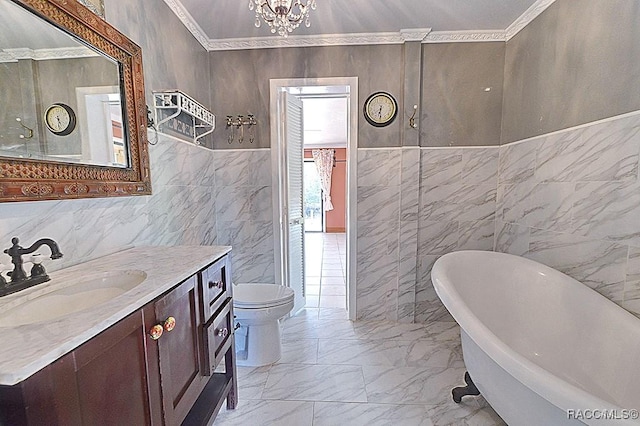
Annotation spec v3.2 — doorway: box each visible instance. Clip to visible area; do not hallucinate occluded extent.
[270,77,358,320]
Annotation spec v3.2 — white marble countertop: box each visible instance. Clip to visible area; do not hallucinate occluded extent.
[0,245,231,386]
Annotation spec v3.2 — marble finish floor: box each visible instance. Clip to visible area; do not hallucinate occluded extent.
[304,232,347,310]
[216,308,505,425]
[216,232,504,425]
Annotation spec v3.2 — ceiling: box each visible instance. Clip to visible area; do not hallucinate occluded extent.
[302,97,348,148]
[173,0,549,49]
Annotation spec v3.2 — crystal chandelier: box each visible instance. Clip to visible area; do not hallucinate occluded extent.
[249,0,317,37]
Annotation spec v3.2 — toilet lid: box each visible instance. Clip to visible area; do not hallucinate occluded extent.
[233,283,294,308]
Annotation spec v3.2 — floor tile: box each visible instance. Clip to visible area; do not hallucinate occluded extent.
[362,365,466,405]
[314,402,434,426]
[318,308,350,320]
[261,364,367,402]
[305,295,319,307]
[426,397,506,426]
[317,339,463,368]
[322,255,343,261]
[321,285,346,296]
[283,318,358,340]
[289,307,319,321]
[352,320,434,342]
[215,399,314,425]
[235,366,271,399]
[320,268,344,277]
[278,338,318,364]
[321,276,345,285]
[319,295,346,308]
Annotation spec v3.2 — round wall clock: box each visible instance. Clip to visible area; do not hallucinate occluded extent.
[44,103,76,136]
[363,91,398,127]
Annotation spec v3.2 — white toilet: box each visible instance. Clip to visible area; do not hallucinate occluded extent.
[233,283,295,366]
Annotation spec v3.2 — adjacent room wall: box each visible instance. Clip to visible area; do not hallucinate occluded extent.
[303,148,346,233]
[326,148,346,233]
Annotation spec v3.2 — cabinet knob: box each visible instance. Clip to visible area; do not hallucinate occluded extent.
[208,280,224,290]
[163,316,176,332]
[216,327,229,338]
[149,324,163,340]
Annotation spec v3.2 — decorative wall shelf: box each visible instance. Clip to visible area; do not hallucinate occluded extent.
[153,91,215,145]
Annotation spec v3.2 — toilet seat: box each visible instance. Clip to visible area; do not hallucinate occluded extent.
[233,283,294,309]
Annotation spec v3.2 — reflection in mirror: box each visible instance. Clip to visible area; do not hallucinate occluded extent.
[0,0,128,168]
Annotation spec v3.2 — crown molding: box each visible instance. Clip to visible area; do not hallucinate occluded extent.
[162,0,210,49]
[207,31,414,51]
[167,0,556,51]
[424,30,506,43]
[400,28,432,42]
[207,29,508,51]
[505,0,556,40]
[0,47,99,63]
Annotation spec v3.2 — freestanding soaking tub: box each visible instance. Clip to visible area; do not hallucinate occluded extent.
[431,250,640,426]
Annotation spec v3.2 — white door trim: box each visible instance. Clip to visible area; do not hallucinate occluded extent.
[270,77,358,320]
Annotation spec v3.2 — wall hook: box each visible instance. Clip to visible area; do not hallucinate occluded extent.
[408,105,418,129]
[15,118,33,139]
[226,114,257,144]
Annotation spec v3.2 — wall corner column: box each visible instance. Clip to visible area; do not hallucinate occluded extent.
[397,31,427,322]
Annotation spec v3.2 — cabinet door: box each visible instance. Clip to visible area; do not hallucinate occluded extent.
[154,275,207,425]
[71,304,162,426]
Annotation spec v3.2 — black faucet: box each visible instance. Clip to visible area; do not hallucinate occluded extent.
[1,237,63,296]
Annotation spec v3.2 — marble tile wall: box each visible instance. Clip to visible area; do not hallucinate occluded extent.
[0,137,276,285]
[495,111,640,317]
[416,147,499,323]
[355,146,499,323]
[146,142,276,283]
[356,148,402,321]
[397,148,421,323]
[213,149,275,283]
[146,134,217,247]
[0,192,149,273]
[356,113,640,322]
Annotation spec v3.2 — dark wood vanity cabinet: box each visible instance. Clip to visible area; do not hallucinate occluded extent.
[0,253,237,426]
[0,304,162,426]
[154,275,206,425]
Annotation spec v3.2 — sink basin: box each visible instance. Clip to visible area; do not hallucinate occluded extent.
[0,270,147,327]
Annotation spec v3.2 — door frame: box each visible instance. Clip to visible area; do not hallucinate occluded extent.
[270,77,358,320]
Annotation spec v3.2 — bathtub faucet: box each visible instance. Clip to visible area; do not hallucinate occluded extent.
[1,237,63,296]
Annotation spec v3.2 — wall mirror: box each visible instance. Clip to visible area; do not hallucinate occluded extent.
[0,0,150,202]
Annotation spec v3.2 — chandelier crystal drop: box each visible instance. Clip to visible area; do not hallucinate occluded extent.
[249,0,317,37]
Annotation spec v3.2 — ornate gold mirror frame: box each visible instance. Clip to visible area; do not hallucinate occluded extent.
[1,0,151,202]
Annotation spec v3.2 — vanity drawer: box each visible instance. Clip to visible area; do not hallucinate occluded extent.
[202,300,233,375]
[200,255,231,322]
